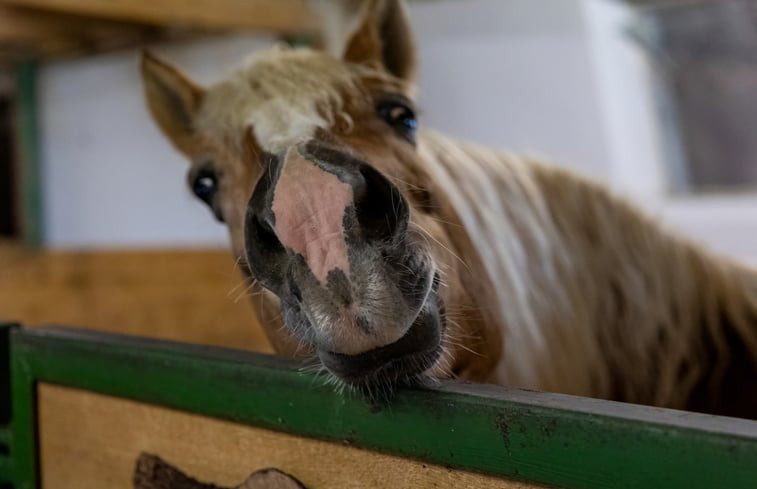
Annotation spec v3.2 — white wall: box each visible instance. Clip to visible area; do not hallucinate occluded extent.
[580,0,757,262]
[41,0,619,248]
[411,0,613,179]
[40,35,276,248]
[37,0,756,261]
[581,0,667,203]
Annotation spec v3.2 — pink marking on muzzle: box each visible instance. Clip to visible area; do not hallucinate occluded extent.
[271,147,353,284]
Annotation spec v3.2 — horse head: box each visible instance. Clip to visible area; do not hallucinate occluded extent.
[140,0,493,396]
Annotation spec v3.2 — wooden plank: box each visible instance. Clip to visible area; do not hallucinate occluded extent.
[0,0,317,33]
[10,326,757,489]
[0,6,79,51]
[0,246,272,352]
[0,5,167,59]
[38,383,534,488]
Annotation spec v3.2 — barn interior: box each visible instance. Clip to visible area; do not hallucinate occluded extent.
[1,1,757,488]
[1,0,756,360]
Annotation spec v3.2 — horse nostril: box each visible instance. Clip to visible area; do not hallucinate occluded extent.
[254,214,278,245]
[349,170,368,204]
[290,280,302,302]
[245,211,288,294]
[355,164,409,242]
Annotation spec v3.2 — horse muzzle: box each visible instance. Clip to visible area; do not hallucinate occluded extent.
[317,292,444,389]
[244,140,445,390]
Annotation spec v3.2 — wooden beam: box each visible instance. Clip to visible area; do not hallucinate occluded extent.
[0,5,171,60]
[9,325,757,489]
[0,246,271,352]
[0,0,317,33]
[0,6,82,54]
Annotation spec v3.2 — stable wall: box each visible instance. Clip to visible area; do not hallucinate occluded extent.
[39,35,274,248]
[38,0,619,248]
[35,0,757,262]
[0,243,270,351]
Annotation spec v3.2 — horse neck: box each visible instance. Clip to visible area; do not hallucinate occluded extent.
[417,129,580,390]
[418,129,757,406]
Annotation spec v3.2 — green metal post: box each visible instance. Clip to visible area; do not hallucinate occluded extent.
[14,61,43,248]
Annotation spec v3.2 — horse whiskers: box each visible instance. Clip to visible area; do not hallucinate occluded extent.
[231,279,265,304]
[412,222,471,274]
[292,338,311,357]
[425,215,466,229]
[302,362,339,391]
[286,320,314,357]
[384,173,428,192]
[445,338,486,358]
[227,276,262,304]
[297,358,323,374]
[226,278,250,299]
[442,327,484,341]
[408,212,466,231]
[232,253,249,272]
[443,315,482,334]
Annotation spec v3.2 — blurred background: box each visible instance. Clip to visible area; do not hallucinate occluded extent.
[1,0,756,350]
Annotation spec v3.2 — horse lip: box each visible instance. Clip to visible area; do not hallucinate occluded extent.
[317,296,443,385]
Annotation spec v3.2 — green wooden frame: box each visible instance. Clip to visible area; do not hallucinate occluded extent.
[13,61,43,247]
[0,324,11,489]
[1,322,757,489]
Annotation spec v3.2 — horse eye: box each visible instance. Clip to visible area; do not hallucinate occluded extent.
[377,101,417,142]
[193,171,216,203]
[191,168,224,222]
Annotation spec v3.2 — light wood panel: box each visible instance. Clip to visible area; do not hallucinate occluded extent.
[38,383,542,489]
[0,244,272,352]
[0,5,163,58]
[0,0,317,33]
[0,0,318,64]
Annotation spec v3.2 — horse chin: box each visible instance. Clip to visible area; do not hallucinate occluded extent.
[316,292,445,399]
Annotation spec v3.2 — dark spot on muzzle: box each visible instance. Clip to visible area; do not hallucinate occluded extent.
[327,268,352,307]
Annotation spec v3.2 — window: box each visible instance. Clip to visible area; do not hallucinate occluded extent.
[640,0,757,193]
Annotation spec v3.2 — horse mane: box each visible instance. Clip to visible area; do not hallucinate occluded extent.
[197,48,398,154]
[418,129,757,409]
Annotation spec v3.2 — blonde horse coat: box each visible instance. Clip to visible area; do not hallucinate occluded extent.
[141,0,757,417]
[421,132,757,415]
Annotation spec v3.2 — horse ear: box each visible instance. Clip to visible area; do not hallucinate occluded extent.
[342,0,416,82]
[139,50,204,153]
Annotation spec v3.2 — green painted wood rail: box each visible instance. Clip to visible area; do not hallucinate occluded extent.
[1,322,756,489]
[1,324,14,489]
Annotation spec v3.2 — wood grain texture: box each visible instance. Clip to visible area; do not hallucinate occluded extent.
[0,5,162,59]
[0,245,272,352]
[37,384,543,489]
[0,0,316,33]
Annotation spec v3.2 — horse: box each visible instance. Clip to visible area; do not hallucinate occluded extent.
[140,0,757,418]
